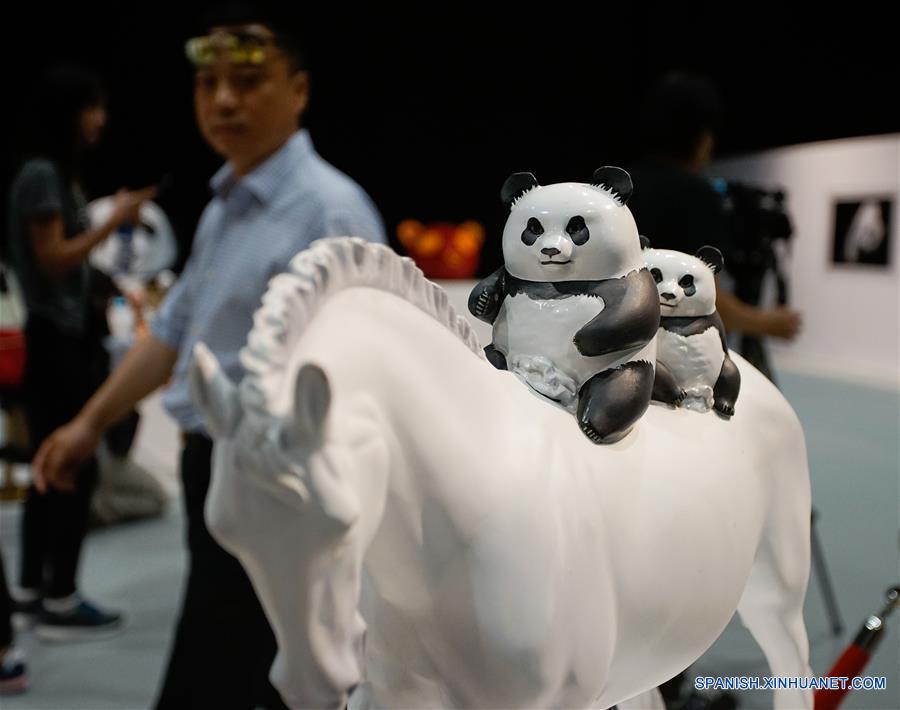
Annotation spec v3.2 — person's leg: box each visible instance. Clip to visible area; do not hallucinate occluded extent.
[17,318,57,603]
[43,460,98,598]
[155,434,286,710]
[18,486,47,604]
[20,317,119,637]
[30,324,100,602]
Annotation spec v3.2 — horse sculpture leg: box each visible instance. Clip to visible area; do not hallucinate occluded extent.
[736,423,813,710]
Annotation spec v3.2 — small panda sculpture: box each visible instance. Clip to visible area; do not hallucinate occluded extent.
[642,241,741,416]
[468,167,660,444]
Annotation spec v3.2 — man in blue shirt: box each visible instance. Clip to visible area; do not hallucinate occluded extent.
[31,5,385,708]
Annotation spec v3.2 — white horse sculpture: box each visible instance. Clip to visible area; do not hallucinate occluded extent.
[190,237,813,710]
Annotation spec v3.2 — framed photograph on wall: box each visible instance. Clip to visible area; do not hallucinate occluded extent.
[831,197,893,267]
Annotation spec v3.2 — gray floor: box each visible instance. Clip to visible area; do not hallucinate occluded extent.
[1,370,898,710]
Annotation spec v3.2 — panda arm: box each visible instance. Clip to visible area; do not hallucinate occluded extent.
[468,267,507,324]
[573,269,660,357]
[713,355,741,416]
[710,310,741,416]
[709,311,730,351]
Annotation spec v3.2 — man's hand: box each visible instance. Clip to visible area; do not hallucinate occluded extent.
[761,306,802,340]
[32,417,101,493]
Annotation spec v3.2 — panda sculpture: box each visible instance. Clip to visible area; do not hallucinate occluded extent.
[642,242,741,416]
[468,167,660,444]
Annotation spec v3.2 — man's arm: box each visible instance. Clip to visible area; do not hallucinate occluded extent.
[715,279,801,340]
[32,334,177,492]
[686,184,801,341]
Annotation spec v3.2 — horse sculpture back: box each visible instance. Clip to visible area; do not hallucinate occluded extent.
[191,238,813,709]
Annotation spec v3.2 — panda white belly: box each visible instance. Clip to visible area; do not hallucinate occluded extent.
[493,292,656,411]
[657,326,724,405]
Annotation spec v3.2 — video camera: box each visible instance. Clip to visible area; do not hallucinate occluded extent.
[709,179,795,383]
[710,178,793,306]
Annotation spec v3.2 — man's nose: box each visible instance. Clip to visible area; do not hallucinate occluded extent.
[214,81,238,109]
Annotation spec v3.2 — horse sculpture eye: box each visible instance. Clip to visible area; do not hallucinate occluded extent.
[521,217,544,246]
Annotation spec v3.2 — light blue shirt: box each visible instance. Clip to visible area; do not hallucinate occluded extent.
[151,130,386,432]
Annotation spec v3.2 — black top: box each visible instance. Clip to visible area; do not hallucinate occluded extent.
[627,159,730,258]
[7,158,92,335]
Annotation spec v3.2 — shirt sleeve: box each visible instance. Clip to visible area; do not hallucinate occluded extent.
[149,261,195,350]
[149,216,211,350]
[15,160,65,218]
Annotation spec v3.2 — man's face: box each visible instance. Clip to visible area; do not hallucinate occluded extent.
[192,25,309,174]
[79,104,108,147]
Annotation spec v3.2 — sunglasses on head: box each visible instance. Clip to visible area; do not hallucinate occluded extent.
[185,28,277,67]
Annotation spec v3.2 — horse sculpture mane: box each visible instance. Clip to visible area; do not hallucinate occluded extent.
[192,237,813,710]
[239,237,484,414]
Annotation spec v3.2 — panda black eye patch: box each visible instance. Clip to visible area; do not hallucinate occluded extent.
[678,274,696,297]
[651,268,662,283]
[521,217,544,246]
[565,216,590,245]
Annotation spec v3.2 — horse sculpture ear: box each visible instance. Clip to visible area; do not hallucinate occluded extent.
[281,363,332,450]
[190,342,243,438]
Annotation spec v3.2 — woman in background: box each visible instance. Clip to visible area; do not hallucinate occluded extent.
[7,65,154,638]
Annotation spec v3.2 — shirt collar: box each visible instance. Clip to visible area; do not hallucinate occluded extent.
[209,129,314,203]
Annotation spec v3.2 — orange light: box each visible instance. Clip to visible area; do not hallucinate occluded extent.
[397,219,424,248]
[458,221,485,244]
[416,230,444,257]
[444,251,465,268]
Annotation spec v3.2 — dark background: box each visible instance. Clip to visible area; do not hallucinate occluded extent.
[6,3,898,274]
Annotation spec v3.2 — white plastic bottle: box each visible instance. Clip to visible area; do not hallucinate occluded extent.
[108,295,135,339]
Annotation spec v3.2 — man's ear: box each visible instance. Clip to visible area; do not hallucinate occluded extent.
[292,71,310,117]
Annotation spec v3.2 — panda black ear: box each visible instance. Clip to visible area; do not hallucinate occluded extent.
[501,172,539,207]
[591,166,633,204]
[695,245,724,274]
[639,235,652,250]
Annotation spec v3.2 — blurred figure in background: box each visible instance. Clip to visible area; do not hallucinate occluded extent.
[628,71,802,710]
[7,64,155,638]
[628,72,801,351]
[29,3,386,708]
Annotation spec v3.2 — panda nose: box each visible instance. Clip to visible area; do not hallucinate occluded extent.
[541,247,560,257]
[661,292,677,301]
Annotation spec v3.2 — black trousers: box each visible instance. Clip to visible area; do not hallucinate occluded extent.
[155,434,287,710]
[20,316,102,599]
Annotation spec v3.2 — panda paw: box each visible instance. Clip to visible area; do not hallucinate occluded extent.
[578,420,604,444]
[674,389,687,405]
[473,290,492,316]
[714,401,735,418]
